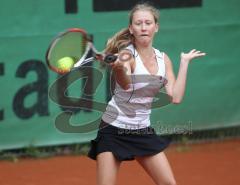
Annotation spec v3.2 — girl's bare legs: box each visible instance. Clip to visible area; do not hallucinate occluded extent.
[96,152,121,185]
[135,152,176,185]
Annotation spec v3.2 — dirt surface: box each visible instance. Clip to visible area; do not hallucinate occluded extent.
[0,139,240,185]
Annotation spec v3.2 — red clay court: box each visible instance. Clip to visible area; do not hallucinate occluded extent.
[0,139,239,185]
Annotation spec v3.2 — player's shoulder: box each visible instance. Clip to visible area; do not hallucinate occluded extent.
[153,48,172,67]
[125,44,134,50]
[119,44,135,69]
[122,44,135,55]
[153,47,165,60]
[119,44,136,59]
[160,51,173,70]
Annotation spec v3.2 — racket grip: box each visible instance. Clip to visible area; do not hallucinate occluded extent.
[104,54,118,63]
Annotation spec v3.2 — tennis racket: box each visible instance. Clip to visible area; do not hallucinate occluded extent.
[46,28,119,74]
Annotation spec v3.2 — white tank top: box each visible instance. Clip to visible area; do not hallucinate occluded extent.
[102,44,167,129]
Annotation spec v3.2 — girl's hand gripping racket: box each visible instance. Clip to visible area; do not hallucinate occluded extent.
[46,28,118,74]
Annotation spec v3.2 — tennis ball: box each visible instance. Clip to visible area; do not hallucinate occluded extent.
[57,57,74,71]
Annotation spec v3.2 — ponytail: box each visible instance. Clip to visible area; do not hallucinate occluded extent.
[104,28,133,54]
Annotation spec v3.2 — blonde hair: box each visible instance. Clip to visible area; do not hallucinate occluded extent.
[104,2,159,54]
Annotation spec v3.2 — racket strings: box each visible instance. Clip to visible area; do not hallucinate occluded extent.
[74,42,95,67]
[47,28,116,74]
[80,57,94,66]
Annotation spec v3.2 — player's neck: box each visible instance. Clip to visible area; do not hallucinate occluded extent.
[136,45,155,60]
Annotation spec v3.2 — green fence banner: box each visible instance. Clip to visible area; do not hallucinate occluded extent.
[0,0,240,150]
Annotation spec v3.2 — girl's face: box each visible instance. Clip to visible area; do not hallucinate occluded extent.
[129,10,159,47]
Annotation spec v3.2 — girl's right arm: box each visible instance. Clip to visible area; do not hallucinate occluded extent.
[110,50,135,90]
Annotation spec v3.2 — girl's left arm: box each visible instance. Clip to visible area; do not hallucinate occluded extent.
[164,49,206,104]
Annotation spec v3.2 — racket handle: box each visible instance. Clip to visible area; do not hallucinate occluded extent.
[104,54,118,63]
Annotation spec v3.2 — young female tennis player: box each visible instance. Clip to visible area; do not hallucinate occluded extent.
[88,2,206,185]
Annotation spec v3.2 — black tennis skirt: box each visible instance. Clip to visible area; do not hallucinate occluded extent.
[88,120,171,161]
